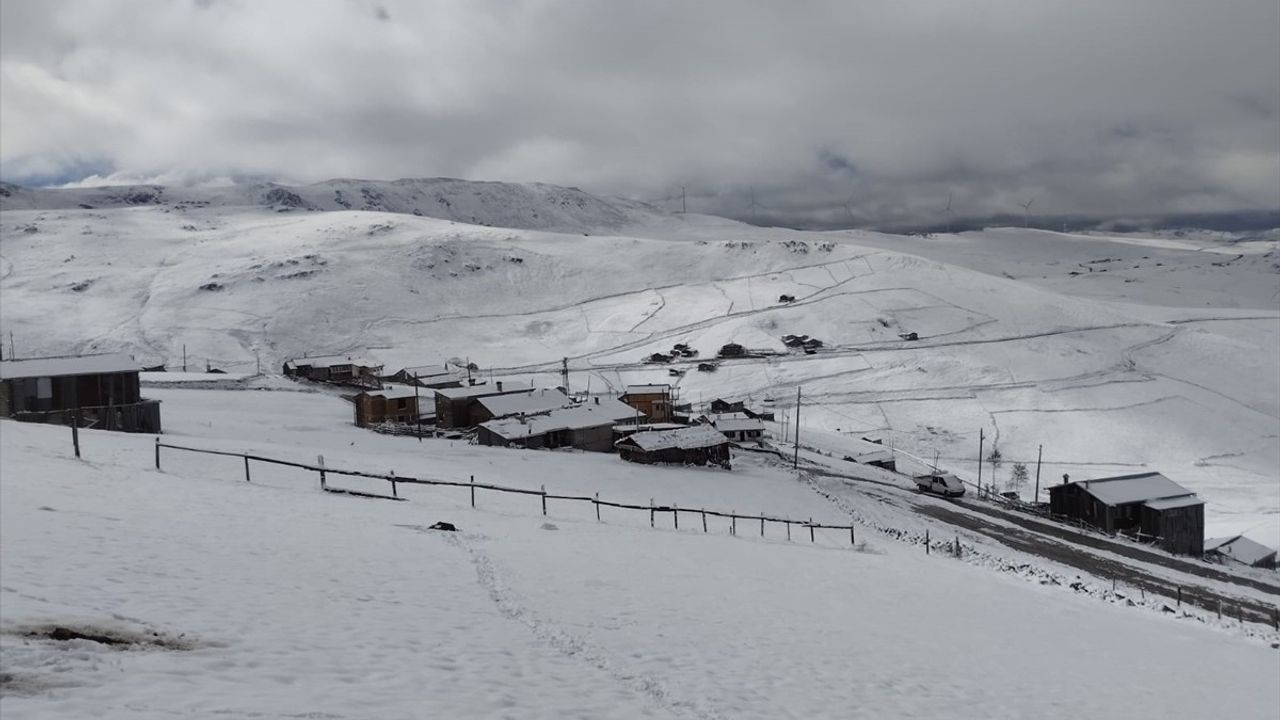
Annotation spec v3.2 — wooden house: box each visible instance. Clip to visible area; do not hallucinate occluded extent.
[476,397,639,452]
[353,386,425,427]
[433,381,533,429]
[615,425,731,469]
[383,365,464,389]
[1048,472,1204,555]
[283,354,383,387]
[0,353,161,433]
[474,388,574,425]
[705,414,766,443]
[620,384,672,422]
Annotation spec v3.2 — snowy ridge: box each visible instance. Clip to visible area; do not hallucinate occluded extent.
[0,177,661,233]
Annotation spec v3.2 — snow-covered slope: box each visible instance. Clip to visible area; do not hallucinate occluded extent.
[3,390,1277,718]
[1,184,1277,549]
[0,178,659,234]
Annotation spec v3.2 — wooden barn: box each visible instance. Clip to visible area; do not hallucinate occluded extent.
[1048,472,1204,555]
[615,425,731,469]
[476,398,639,452]
[0,353,161,433]
[283,354,383,387]
[352,386,425,427]
[620,384,672,422]
[433,381,533,429]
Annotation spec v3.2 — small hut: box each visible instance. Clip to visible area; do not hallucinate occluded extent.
[615,425,731,469]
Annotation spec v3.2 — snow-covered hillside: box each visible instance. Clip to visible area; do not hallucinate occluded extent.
[3,388,1277,718]
[1,180,1277,550]
[0,177,659,234]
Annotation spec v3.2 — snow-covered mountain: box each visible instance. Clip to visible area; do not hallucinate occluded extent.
[1,179,1277,546]
[0,177,660,234]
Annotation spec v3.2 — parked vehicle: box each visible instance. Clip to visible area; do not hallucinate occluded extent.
[914,473,966,497]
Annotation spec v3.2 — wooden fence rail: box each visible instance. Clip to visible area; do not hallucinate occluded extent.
[155,440,862,545]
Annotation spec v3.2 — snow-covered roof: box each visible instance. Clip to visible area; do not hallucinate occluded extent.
[1142,494,1203,511]
[478,389,573,418]
[1204,535,1277,565]
[480,400,639,440]
[713,417,765,433]
[1074,472,1194,506]
[285,354,380,369]
[617,425,729,452]
[624,384,670,395]
[361,386,421,400]
[435,382,533,400]
[0,353,139,380]
[613,422,685,433]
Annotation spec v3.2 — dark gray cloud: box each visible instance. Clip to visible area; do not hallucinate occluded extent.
[2,0,1277,228]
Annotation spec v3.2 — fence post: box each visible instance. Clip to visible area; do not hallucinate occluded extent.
[650,498,655,528]
[1217,600,1222,620]
[1177,587,1181,607]
[786,521,791,542]
[71,413,81,459]
[595,492,601,522]
[850,526,855,546]
[925,529,930,554]
[1273,606,1278,631]
[809,518,815,543]
[243,455,251,482]
[673,503,679,530]
[317,455,326,490]
[155,437,161,470]
[731,511,736,536]
[471,475,476,508]
[701,509,707,532]
[955,535,960,558]
[541,485,547,515]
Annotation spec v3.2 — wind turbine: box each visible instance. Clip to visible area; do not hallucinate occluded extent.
[943,192,955,234]
[1019,197,1035,228]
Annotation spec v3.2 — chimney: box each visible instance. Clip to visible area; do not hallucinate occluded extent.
[496,381,503,391]
[1062,473,1070,485]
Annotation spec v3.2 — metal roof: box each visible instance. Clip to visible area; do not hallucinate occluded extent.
[480,400,638,440]
[478,389,573,418]
[1204,535,1277,565]
[617,425,729,452]
[434,382,533,400]
[1142,495,1203,511]
[284,354,380,369]
[1072,472,1195,506]
[360,386,421,400]
[0,353,139,380]
[624,384,670,395]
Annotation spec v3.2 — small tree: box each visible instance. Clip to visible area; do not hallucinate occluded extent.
[1009,462,1029,497]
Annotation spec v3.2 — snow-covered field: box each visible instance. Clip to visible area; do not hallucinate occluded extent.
[3,387,1277,719]
[2,181,1276,546]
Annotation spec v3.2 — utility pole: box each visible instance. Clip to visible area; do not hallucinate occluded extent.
[561,357,569,394]
[792,386,801,470]
[977,427,985,497]
[680,185,686,214]
[8,331,14,359]
[182,344,187,373]
[255,350,261,375]
[1034,444,1043,504]
[414,373,422,442]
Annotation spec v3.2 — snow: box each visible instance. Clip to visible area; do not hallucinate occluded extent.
[2,386,1278,718]
[621,425,730,451]
[1205,535,1277,566]
[282,354,379,370]
[480,401,638,440]
[477,388,573,418]
[359,385,421,401]
[1,179,1277,549]
[435,382,534,400]
[1143,494,1205,511]
[710,416,766,433]
[0,354,139,380]
[1074,472,1197,506]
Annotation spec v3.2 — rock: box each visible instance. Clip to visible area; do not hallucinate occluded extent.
[427,521,457,532]
[540,523,559,531]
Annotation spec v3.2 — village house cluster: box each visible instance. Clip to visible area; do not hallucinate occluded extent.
[2,349,1273,565]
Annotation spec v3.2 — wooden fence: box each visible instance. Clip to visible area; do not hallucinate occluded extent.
[154,439,861,546]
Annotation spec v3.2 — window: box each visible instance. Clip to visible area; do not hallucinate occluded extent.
[36,377,52,399]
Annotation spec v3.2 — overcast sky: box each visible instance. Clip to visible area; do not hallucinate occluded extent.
[2,0,1277,227]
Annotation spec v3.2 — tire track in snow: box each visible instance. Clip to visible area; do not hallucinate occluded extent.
[443,532,723,720]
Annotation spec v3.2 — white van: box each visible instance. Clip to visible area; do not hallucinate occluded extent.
[914,473,966,498]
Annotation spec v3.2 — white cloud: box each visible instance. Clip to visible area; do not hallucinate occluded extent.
[2,0,1277,226]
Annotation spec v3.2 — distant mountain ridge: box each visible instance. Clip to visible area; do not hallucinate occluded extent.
[0,177,662,234]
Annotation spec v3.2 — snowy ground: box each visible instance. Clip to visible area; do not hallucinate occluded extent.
[5,186,1273,546]
[3,386,1278,718]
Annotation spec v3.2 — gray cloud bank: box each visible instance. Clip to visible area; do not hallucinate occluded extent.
[2,0,1277,229]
